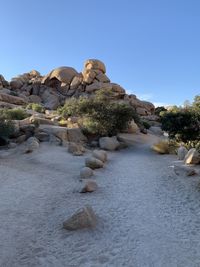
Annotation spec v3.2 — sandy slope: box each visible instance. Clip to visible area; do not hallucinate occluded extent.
[1,136,200,267]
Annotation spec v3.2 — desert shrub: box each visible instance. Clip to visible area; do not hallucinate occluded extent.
[184,140,200,152]
[0,117,14,139]
[58,89,138,136]
[160,109,200,142]
[0,108,29,120]
[155,106,167,116]
[26,103,45,113]
[142,121,151,129]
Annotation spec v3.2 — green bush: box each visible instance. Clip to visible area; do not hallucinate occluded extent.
[161,109,200,142]
[0,117,15,139]
[155,106,167,116]
[0,108,29,120]
[142,121,151,129]
[58,89,138,136]
[26,103,45,113]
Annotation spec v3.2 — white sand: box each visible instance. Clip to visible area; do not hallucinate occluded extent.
[1,135,200,267]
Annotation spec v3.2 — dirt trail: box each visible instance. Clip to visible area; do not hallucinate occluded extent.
[1,137,200,267]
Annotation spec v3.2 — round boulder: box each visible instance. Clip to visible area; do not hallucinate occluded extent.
[92,150,107,163]
[43,67,78,85]
[84,59,106,74]
[99,136,120,151]
[85,157,104,169]
[80,167,94,179]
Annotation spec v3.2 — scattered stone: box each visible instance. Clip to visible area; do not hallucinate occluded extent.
[80,180,98,193]
[85,157,104,169]
[99,136,120,151]
[174,165,196,176]
[63,205,97,230]
[24,137,39,153]
[184,148,200,165]
[68,142,85,156]
[177,146,188,160]
[80,167,94,179]
[92,150,107,162]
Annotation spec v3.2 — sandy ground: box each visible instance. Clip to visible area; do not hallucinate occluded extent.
[1,134,200,267]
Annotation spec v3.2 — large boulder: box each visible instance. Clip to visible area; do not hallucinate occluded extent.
[0,74,9,88]
[141,101,155,113]
[184,148,200,165]
[10,79,24,90]
[85,157,104,169]
[0,93,27,105]
[82,69,96,84]
[177,146,188,160]
[63,205,97,230]
[41,90,60,110]
[39,125,68,143]
[96,72,110,83]
[84,59,106,74]
[43,67,78,86]
[99,136,120,151]
[85,81,112,93]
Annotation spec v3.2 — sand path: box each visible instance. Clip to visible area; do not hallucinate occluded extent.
[1,135,200,267]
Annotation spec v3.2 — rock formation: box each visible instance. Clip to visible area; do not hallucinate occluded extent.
[0,59,155,116]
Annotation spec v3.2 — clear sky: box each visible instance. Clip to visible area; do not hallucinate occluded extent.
[0,0,200,106]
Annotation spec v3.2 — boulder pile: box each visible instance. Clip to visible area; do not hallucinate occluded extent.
[0,59,155,116]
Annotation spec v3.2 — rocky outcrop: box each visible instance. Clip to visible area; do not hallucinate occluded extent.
[0,59,155,118]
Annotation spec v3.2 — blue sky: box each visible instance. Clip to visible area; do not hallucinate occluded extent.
[0,0,200,106]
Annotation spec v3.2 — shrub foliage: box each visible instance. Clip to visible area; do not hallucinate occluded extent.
[58,89,138,136]
[160,96,200,142]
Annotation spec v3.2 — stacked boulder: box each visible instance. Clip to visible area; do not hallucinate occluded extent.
[0,59,155,116]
